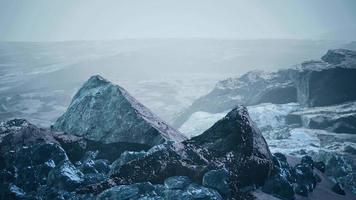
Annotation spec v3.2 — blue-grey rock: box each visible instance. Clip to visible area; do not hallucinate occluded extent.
[47,160,84,191]
[186,183,223,200]
[202,169,230,195]
[164,176,191,190]
[109,151,146,175]
[52,75,186,145]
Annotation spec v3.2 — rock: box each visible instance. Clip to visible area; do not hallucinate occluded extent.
[52,75,186,145]
[109,151,146,176]
[47,160,84,191]
[202,169,230,195]
[262,174,294,200]
[262,153,296,200]
[331,182,346,195]
[164,176,191,190]
[293,49,356,107]
[186,183,223,200]
[301,155,314,169]
[173,70,297,128]
[314,161,326,173]
[321,49,356,66]
[294,184,308,197]
[78,106,273,198]
[97,182,156,200]
[0,119,68,192]
[289,101,356,134]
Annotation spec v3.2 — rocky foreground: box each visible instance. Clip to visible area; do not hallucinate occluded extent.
[1,75,355,200]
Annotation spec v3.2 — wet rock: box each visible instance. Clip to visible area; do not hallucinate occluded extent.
[294,184,308,197]
[186,183,223,200]
[262,174,294,200]
[109,151,146,176]
[47,160,84,191]
[331,182,346,195]
[53,75,186,145]
[164,176,191,190]
[314,161,326,173]
[97,182,155,200]
[78,106,273,197]
[293,49,356,107]
[0,120,68,192]
[262,153,295,200]
[173,70,297,128]
[202,169,230,195]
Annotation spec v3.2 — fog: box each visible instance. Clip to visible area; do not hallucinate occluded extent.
[1,0,356,41]
[0,1,356,125]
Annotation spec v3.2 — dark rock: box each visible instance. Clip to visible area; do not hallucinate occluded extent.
[47,160,84,191]
[109,151,146,176]
[314,161,326,173]
[294,184,308,197]
[293,49,356,107]
[53,75,186,145]
[301,156,314,169]
[202,169,230,195]
[77,106,273,197]
[0,120,68,192]
[331,182,346,195]
[186,183,223,200]
[164,176,191,190]
[173,70,297,128]
[262,174,295,200]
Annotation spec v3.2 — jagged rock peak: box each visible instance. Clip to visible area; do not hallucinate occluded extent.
[188,105,272,158]
[53,75,186,146]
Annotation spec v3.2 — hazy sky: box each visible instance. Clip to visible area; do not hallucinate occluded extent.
[1,0,356,41]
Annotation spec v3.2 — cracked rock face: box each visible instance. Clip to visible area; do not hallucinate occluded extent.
[52,75,186,145]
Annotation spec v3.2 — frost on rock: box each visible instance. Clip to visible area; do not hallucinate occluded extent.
[52,75,186,145]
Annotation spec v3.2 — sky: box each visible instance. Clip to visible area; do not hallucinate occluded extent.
[0,0,356,41]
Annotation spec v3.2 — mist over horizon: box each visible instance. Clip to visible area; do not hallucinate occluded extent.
[1,0,356,42]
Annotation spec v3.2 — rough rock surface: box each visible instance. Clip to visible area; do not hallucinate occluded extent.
[174,49,356,130]
[78,106,273,199]
[289,101,356,134]
[293,49,356,107]
[53,75,186,145]
[173,70,297,128]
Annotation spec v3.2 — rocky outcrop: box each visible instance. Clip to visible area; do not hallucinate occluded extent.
[53,75,186,145]
[293,49,356,107]
[173,70,297,128]
[0,119,68,198]
[174,49,356,129]
[78,106,273,199]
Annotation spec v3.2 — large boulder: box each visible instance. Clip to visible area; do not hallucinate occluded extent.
[78,105,273,199]
[173,70,297,128]
[52,75,186,145]
[0,119,68,195]
[293,49,356,107]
